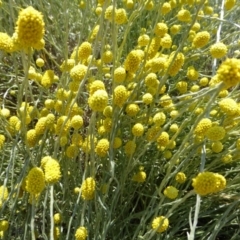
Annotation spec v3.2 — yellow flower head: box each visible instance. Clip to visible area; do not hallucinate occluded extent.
[206,125,225,141]
[194,118,212,136]
[42,157,61,184]
[75,226,88,240]
[216,58,240,89]
[95,139,109,157]
[0,220,9,232]
[151,216,169,233]
[132,123,144,137]
[125,104,140,117]
[175,172,187,183]
[154,23,168,37]
[114,67,126,84]
[163,186,179,199]
[219,98,238,115]
[132,170,147,183]
[192,172,226,196]
[113,85,128,107]
[88,89,108,112]
[124,140,136,156]
[0,32,15,52]
[210,42,228,59]
[26,167,45,195]
[192,31,210,48]
[81,177,96,200]
[15,6,45,49]
[167,52,185,76]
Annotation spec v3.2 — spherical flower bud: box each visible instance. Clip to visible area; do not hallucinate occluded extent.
[132,170,146,183]
[216,58,240,89]
[163,186,179,199]
[177,9,191,22]
[142,93,153,105]
[124,50,142,73]
[113,137,122,149]
[26,129,38,148]
[151,216,169,233]
[160,33,172,49]
[88,89,108,112]
[192,172,226,196]
[78,42,92,61]
[124,140,136,155]
[175,172,187,183]
[0,32,15,53]
[210,42,228,58]
[70,64,87,82]
[170,25,181,35]
[192,31,210,48]
[187,66,199,80]
[95,139,109,157]
[161,2,171,15]
[153,112,166,126]
[114,85,128,107]
[75,226,88,240]
[0,220,9,232]
[70,115,84,129]
[114,67,126,84]
[206,126,225,141]
[212,141,223,153]
[132,123,144,137]
[138,34,150,47]
[81,177,96,200]
[0,185,8,204]
[167,52,185,76]
[154,23,168,37]
[42,157,61,184]
[89,80,105,95]
[159,95,172,107]
[15,6,45,49]
[103,106,112,118]
[125,104,140,117]
[0,134,5,149]
[41,70,54,88]
[26,167,45,195]
[219,98,238,115]
[66,144,79,158]
[115,8,127,25]
[54,213,61,225]
[36,58,44,67]
[194,118,212,136]
[176,81,188,94]
[156,132,169,147]
[224,0,236,10]
[35,117,47,136]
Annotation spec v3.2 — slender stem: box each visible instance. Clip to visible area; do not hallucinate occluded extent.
[49,185,54,240]
[30,197,36,240]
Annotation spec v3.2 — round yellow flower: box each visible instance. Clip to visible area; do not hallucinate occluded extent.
[151,216,169,233]
[175,172,187,184]
[194,118,212,136]
[132,170,147,183]
[192,31,210,48]
[206,126,225,141]
[113,85,128,107]
[163,186,179,199]
[75,226,88,240]
[154,23,168,37]
[210,42,228,58]
[26,167,45,195]
[124,140,136,155]
[132,123,144,137]
[125,104,140,117]
[216,58,240,88]
[81,177,96,200]
[192,172,226,196]
[95,139,109,157]
[88,90,108,112]
[219,98,238,115]
[15,6,45,49]
[42,157,61,184]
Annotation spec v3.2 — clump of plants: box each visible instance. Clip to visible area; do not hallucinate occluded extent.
[0,0,240,239]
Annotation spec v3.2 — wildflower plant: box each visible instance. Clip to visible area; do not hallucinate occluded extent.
[0,0,240,239]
